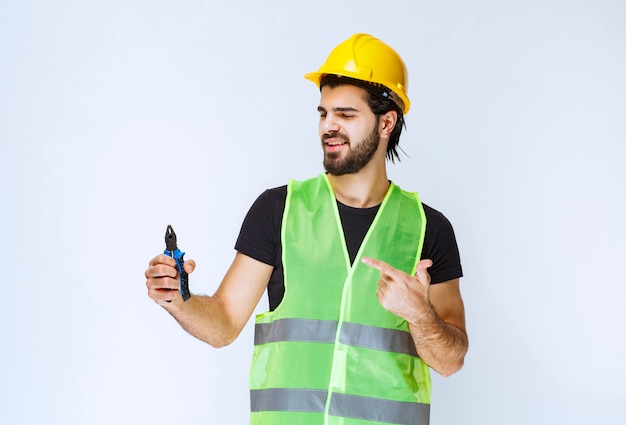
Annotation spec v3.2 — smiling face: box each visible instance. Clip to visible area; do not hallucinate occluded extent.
[318,84,383,176]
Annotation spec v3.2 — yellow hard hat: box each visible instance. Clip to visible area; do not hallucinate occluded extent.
[305,33,410,114]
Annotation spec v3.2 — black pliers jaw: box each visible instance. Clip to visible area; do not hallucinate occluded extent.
[164,225,191,301]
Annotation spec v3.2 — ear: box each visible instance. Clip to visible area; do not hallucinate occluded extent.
[380,110,398,137]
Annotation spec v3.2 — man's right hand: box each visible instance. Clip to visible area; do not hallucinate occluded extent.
[145,254,196,307]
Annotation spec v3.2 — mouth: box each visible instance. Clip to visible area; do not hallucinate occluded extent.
[324,140,347,153]
[323,133,349,152]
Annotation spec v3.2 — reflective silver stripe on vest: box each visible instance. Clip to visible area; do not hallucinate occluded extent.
[330,393,430,425]
[250,388,430,425]
[250,388,327,413]
[254,318,337,344]
[255,318,418,356]
[339,321,418,357]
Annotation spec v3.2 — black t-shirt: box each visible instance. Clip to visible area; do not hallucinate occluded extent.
[235,185,463,311]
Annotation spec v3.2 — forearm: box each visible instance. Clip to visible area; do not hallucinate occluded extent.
[163,294,239,348]
[409,304,468,377]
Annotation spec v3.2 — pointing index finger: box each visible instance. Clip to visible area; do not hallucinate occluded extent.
[361,256,384,269]
[363,256,422,281]
[361,257,398,276]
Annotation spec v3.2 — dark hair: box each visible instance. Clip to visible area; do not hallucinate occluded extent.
[320,75,406,162]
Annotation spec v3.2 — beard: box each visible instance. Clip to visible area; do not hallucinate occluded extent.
[322,124,380,176]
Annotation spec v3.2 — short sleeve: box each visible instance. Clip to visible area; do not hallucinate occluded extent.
[421,204,463,284]
[234,187,286,266]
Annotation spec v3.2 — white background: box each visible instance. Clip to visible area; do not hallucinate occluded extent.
[1,1,625,424]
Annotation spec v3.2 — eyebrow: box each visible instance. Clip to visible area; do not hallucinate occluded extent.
[317,106,360,113]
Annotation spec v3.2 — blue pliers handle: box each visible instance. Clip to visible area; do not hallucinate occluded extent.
[164,225,191,301]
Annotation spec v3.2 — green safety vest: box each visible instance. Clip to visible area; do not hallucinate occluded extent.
[250,173,430,425]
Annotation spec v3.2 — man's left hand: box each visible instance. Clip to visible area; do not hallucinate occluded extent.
[361,257,434,323]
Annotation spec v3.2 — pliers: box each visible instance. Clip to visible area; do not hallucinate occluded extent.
[164,225,191,301]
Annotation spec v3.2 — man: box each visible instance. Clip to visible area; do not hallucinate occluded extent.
[145,33,468,425]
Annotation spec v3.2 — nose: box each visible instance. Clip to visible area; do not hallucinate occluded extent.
[320,113,340,135]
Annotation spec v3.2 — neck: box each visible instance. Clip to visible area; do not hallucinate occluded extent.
[327,163,389,208]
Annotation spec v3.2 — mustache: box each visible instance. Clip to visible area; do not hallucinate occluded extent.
[322,132,349,143]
